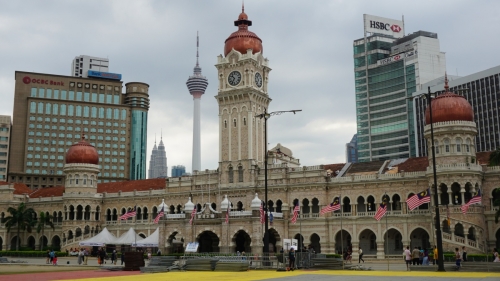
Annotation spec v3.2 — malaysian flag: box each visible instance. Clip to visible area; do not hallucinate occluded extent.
[189,205,197,225]
[374,202,387,221]
[291,202,299,224]
[260,201,265,224]
[461,190,482,214]
[119,206,137,220]
[153,207,164,224]
[406,189,431,210]
[320,197,341,215]
[225,203,230,224]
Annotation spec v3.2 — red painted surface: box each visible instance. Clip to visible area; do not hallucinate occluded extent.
[224,10,262,56]
[65,138,99,165]
[0,269,140,281]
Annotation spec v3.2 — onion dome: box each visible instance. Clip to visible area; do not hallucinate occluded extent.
[186,32,208,97]
[221,195,230,210]
[425,74,474,124]
[251,193,262,208]
[224,5,263,57]
[158,199,168,211]
[184,197,195,211]
[65,136,99,165]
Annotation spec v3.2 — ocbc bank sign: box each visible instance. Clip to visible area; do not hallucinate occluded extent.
[22,76,65,86]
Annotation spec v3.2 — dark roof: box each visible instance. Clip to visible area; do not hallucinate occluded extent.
[97,178,166,193]
[346,161,385,175]
[476,151,492,165]
[393,157,428,172]
[30,186,65,198]
[0,181,32,195]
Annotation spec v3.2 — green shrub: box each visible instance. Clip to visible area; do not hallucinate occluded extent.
[1,250,68,257]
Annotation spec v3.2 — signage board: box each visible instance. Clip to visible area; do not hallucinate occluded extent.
[185,242,199,252]
[283,239,298,251]
[88,70,122,80]
[377,50,418,66]
[364,14,404,38]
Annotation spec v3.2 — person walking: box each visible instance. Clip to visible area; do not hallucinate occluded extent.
[288,248,296,270]
[111,250,117,265]
[99,248,106,265]
[418,247,424,265]
[49,249,55,264]
[121,252,125,265]
[404,246,412,271]
[461,246,467,262]
[358,248,364,263]
[83,248,88,265]
[77,249,83,265]
[422,248,429,265]
[455,248,461,268]
[412,247,420,265]
[52,252,58,265]
[46,250,50,264]
[493,248,499,262]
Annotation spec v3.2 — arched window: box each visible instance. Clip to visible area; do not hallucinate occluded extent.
[276,200,283,213]
[224,120,227,128]
[238,166,243,182]
[83,175,87,185]
[466,139,471,153]
[243,118,247,125]
[456,138,462,152]
[228,166,234,183]
[233,119,237,127]
[434,140,439,154]
[444,139,450,153]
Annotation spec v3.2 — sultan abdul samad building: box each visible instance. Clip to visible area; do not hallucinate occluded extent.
[1,9,500,257]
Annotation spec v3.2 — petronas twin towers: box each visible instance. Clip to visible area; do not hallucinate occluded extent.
[148,136,168,178]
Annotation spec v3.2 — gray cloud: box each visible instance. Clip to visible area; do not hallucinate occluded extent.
[0,0,498,174]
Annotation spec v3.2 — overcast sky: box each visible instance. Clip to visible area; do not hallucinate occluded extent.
[0,0,499,175]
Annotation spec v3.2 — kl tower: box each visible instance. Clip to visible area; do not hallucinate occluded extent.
[186,33,208,172]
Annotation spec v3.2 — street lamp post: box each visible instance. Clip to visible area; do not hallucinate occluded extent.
[256,109,302,254]
[410,86,445,271]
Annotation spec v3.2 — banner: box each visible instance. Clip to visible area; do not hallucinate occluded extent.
[364,14,404,38]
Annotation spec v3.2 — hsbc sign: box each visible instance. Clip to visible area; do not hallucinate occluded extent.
[377,50,418,66]
[364,14,404,39]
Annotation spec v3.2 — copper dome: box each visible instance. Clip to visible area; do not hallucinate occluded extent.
[65,136,99,165]
[224,7,262,57]
[425,76,474,124]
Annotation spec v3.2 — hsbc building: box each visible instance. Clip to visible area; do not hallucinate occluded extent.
[351,15,446,163]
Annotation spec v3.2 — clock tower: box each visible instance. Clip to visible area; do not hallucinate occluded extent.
[215,7,271,186]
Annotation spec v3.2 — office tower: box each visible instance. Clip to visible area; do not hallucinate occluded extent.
[171,165,186,177]
[71,55,109,78]
[186,33,208,172]
[8,71,149,188]
[353,14,446,162]
[346,134,358,163]
[148,135,168,178]
[0,115,11,180]
[413,65,500,156]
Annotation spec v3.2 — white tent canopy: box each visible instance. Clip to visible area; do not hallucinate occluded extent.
[114,227,143,245]
[132,227,159,247]
[79,227,117,246]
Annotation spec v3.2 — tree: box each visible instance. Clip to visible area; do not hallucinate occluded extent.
[488,148,500,166]
[3,203,36,251]
[36,212,55,250]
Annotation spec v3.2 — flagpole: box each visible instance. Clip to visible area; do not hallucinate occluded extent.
[429,187,436,267]
[299,203,302,267]
[340,193,344,270]
[385,193,389,271]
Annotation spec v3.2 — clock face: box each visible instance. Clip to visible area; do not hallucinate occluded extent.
[228,71,241,86]
[255,72,263,88]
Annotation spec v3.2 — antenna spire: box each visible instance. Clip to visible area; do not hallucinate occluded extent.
[444,72,449,92]
[196,31,199,67]
[242,0,244,13]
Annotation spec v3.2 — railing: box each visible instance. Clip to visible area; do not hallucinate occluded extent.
[166,214,185,219]
[229,211,252,217]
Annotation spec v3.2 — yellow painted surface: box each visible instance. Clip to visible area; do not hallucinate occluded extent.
[59,269,500,281]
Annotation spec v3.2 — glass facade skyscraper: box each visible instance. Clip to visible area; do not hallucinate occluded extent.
[353,30,446,162]
[171,165,186,177]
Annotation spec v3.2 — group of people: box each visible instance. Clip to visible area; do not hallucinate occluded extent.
[404,245,444,270]
[45,249,58,265]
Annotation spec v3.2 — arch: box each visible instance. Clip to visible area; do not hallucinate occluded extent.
[343,197,351,213]
[84,205,91,220]
[233,230,251,253]
[442,219,451,234]
[381,194,390,210]
[75,227,82,238]
[76,205,83,220]
[384,228,403,254]
[95,206,100,221]
[211,203,217,211]
[366,196,375,212]
[138,233,146,239]
[196,231,220,253]
[236,201,243,211]
[27,236,36,250]
[302,198,310,214]
[451,182,462,205]
[58,211,63,222]
[392,194,401,211]
[496,228,500,251]
[359,228,377,254]
[84,225,90,235]
[152,206,158,218]
[10,236,20,250]
[39,235,48,250]
[310,233,321,253]
[311,198,320,213]
[167,231,184,254]
[196,203,202,212]
[357,196,366,212]
[454,223,465,238]
[467,226,476,241]
[464,183,474,203]
[294,233,304,251]
[276,200,283,213]
[409,227,430,250]
[238,165,243,182]
[169,205,175,214]
[439,184,449,205]
[68,230,74,240]
[106,209,112,221]
[228,165,234,183]
[268,200,274,212]
[267,228,281,253]
[51,235,61,251]
[335,230,352,254]
[0,236,2,251]
[69,205,75,220]
[136,207,142,220]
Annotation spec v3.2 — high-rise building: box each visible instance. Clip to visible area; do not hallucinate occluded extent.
[0,115,11,180]
[353,15,446,162]
[148,135,168,178]
[8,71,149,188]
[171,165,186,177]
[413,65,500,157]
[71,55,109,78]
[345,134,358,163]
[186,33,208,172]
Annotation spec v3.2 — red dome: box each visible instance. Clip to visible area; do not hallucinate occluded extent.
[224,8,262,57]
[425,77,474,124]
[65,137,99,165]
